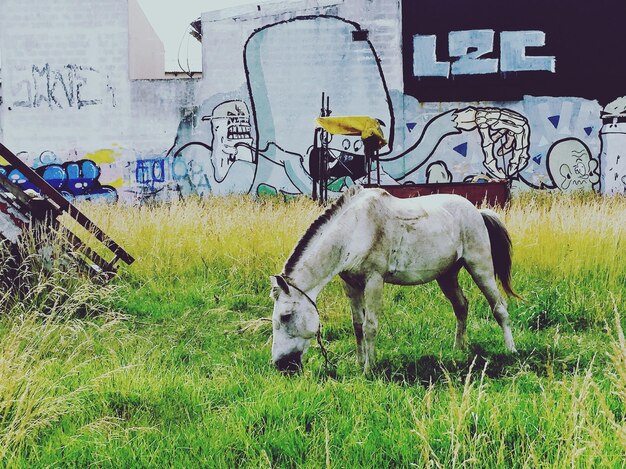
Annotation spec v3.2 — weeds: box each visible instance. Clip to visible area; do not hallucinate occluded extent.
[0,225,117,318]
[0,224,130,462]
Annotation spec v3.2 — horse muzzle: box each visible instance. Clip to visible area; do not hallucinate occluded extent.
[274,351,303,373]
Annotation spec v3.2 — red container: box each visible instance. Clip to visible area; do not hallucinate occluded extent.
[364,181,510,208]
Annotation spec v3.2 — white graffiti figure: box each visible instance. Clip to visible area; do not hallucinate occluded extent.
[599,96,626,194]
[454,107,530,179]
[426,161,452,183]
[547,138,598,191]
[202,100,254,182]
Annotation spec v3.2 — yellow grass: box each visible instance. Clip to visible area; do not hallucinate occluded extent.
[506,192,626,278]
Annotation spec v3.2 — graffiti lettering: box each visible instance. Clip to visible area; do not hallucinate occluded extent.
[412,30,555,78]
[136,158,166,190]
[12,64,116,109]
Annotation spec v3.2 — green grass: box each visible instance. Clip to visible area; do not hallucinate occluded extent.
[1,192,625,467]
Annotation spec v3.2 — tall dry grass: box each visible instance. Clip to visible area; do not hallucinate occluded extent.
[507,191,625,280]
[80,191,626,281]
[86,195,323,279]
[0,229,125,460]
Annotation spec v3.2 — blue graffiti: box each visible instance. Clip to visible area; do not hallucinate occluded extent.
[136,158,166,190]
[0,159,118,203]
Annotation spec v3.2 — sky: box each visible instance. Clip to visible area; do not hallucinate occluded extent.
[136,0,287,71]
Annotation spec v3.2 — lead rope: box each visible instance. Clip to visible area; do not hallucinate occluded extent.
[283,278,334,374]
[316,326,332,372]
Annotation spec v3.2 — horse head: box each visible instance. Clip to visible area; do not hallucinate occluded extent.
[269,275,320,373]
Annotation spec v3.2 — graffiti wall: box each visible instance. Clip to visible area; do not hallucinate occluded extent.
[1,0,625,203]
[0,0,198,204]
[400,0,624,194]
[156,0,623,199]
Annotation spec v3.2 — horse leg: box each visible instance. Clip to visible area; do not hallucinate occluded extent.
[437,266,468,350]
[465,260,517,353]
[341,276,366,367]
[362,273,383,374]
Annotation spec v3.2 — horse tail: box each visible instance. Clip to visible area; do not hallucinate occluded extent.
[480,209,521,299]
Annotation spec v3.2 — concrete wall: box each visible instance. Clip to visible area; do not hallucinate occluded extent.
[128,0,165,80]
[0,0,199,203]
[0,0,624,204]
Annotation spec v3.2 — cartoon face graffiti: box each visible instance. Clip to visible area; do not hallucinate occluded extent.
[327,136,367,180]
[599,96,626,194]
[546,138,599,192]
[202,100,254,182]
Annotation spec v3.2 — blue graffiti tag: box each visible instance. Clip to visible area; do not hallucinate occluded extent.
[0,159,118,203]
[135,158,166,189]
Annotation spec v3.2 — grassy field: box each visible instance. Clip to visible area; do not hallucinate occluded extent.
[1,191,625,467]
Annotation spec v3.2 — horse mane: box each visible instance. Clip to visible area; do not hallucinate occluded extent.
[283,185,363,277]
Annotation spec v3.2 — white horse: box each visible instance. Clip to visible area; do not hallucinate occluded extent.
[270,186,519,373]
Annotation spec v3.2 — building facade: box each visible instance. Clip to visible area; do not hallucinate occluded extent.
[0,0,624,204]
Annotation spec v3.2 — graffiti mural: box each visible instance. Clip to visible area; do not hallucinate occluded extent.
[151,13,614,201]
[5,10,615,203]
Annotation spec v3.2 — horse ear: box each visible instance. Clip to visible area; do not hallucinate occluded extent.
[270,275,290,299]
